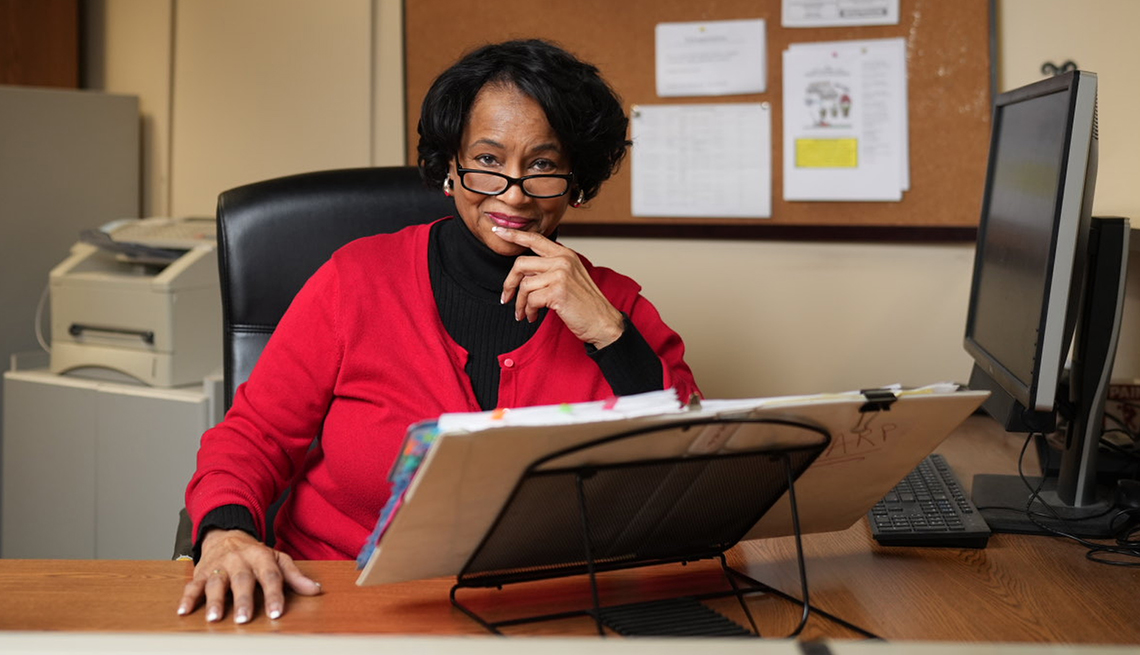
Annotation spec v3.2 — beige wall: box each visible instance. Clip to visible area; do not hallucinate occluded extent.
[82,0,173,217]
[84,0,407,217]
[998,0,1140,222]
[169,0,373,215]
[561,237,976,398]
[83,0,1140,398]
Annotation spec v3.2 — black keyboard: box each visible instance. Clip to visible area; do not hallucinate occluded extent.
[868,453,991,548]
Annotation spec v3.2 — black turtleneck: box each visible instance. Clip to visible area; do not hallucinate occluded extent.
[428,217,663,410]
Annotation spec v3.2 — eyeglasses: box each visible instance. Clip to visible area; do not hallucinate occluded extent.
[456,167,574,199]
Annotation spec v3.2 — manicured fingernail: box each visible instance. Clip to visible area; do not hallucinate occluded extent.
[268,608,282,620]
[315,582,323,593]
[491,226,502,233]
[235,610,250,624]
[206,608,221,622]
[500,292,507,305]
[177,604,189,616]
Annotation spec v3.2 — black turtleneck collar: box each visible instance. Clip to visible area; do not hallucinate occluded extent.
[435,217,524,298]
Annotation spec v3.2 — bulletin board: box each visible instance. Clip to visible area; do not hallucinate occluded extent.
[404,0,993,240]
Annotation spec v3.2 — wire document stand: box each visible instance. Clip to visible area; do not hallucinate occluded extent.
[449,417,832,637]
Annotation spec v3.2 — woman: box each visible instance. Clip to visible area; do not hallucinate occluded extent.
[178,39,699,623]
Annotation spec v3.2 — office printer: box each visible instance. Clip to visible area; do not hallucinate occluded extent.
[48,217,221,387]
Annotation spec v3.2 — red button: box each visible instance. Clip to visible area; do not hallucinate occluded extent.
[503,358,515,368]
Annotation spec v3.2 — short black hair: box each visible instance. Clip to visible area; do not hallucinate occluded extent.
[417,39,630,203]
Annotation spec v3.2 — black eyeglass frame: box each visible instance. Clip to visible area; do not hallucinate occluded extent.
[455,167,575,199]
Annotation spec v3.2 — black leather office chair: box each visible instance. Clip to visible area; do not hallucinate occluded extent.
[172,166,455,559]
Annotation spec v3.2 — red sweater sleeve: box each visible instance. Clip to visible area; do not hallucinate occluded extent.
[626,291,700,402]
[185,260,345,541]
[584,258,700,402]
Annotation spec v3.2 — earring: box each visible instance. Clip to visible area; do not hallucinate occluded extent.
[442,178,453,197]
[570,189,585,208]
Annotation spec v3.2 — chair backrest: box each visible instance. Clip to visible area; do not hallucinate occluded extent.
[215,166,455,408]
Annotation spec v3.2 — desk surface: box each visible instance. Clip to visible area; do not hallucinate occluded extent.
[0,417,1137,644]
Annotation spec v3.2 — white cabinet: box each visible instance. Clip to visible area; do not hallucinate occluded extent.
[1,367,222,559]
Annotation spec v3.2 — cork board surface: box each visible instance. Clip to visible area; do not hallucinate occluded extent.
[405,0,992,234]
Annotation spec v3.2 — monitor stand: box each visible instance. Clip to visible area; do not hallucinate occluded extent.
[972,217,1131,541]
[973,472,1117,537]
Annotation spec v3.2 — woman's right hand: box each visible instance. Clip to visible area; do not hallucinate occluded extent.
[177,528,322,623]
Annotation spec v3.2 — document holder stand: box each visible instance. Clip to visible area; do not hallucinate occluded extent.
[449,416,831,637]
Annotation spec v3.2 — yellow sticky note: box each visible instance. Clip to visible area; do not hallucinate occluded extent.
[795,138,858,168]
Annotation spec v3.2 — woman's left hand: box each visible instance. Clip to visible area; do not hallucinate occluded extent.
[493,226,625,348]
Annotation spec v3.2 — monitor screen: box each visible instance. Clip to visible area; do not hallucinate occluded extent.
[964,70,1097,422]
[966,89,1073,409]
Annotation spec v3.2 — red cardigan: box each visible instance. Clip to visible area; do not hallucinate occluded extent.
[186,223,699,560]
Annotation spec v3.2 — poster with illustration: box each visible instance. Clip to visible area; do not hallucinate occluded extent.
[783,39,907,202]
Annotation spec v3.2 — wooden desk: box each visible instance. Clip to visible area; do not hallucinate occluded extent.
[0,417,1137,643]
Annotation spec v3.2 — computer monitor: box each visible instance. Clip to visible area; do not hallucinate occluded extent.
[962,70,1131,537]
